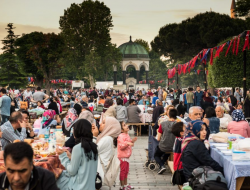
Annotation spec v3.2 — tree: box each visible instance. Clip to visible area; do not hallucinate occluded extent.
[0,23,27,88]
[208,36,250,88]
[15,32,65,93]
[59,0,113,81]
[134,39,150,52]
[235,0,250,18]
[151,12,247,64]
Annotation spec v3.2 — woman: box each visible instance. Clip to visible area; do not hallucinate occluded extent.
[200,92,214,115]
[228,110,250,138]
[54,96,62,114]
[203,107,220,134]
[38,110,57,135]
[48,97,59,115]
[62,108,79,137]
[56,119,98,190]
[94,117,121,184]
[182,120,223,181]
[98,96,105,105]
[73,103,82,116]
[104,99,116,118]
[37,101,45,109]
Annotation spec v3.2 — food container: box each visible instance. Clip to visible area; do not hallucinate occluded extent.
[232,149,250,161]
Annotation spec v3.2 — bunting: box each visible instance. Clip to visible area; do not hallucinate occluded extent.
[225,39,233,56]
[243,31,250,51]
[210,48,214,65]
[236,36,241,55]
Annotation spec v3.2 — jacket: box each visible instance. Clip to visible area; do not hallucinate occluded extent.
[104,105,117,118]
[0,95,11,116]
[228,120,250,138]
[194,91,203,106]
[115,105,127,122]
[173,137,183,171]
[117,133,132,159]
[182,140,223,181]
[127,105,141,123]
[0,166,59,190]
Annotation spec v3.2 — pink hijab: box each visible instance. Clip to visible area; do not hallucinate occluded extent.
[96,117,121,143]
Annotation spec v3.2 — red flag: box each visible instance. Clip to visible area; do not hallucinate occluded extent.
[188,68,191,73]
[206,70,209,76]
[210,48,214,65]
[178,65,182,75]
[232,38,237,54]
[236,36,240,55]
[214,43,226,58]
[225,40,233,56]
[243,31,250,51]
[197,70,201,75]
[202,49,207,64]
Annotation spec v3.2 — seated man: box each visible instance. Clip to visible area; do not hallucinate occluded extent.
[127,99,141,135]
[80,95,88,108]
[185,106,203,123]
[215,106,232,131]
[0,142,59,189]
[0,111,27,150]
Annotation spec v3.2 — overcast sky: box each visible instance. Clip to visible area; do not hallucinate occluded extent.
[0,0,232,53]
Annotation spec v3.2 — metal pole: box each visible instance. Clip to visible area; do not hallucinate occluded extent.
[243,50,247,99]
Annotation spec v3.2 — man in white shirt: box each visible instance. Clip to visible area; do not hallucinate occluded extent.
[215,106,232,130]
[23,88,33,100]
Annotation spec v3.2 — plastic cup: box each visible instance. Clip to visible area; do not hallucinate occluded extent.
[40,151,49,158]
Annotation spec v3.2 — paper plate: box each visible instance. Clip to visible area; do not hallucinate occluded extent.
[221,150,232,155]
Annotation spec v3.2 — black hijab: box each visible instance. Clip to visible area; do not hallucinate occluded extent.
[74,119,98,161]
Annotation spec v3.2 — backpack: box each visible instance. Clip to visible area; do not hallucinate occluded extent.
[189,166,228,190]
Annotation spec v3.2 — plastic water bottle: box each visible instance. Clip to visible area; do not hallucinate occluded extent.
[70,128,73,137]
[44,128,50,139]
[145,105,148,113]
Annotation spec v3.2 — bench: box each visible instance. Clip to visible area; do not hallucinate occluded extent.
[127,123,155,136]
[168,161,183,190]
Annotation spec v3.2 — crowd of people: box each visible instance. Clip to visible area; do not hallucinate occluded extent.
[0,85,249,189]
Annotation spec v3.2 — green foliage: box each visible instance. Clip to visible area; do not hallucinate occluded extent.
[151,12,247,63]
[208,37,250,88]
[59,0,113,79]
[235,0,250,18]
[0,23,27,88]
[134,39,150,52]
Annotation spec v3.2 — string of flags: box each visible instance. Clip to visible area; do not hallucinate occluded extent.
[27,77,73,84]
[167,30,249,79]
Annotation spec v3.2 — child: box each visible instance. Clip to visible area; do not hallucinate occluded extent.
[171,122,185,171]
[117,121,137,190]
[155,109,179,174]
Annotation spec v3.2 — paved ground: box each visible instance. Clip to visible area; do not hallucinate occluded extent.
[102,131,179,190]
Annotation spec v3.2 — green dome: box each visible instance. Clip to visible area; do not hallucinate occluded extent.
[118,36,149,59]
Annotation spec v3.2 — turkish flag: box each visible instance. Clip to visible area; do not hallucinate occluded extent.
[243,31,250,51]
[236,36,241,55]
[225,40,233,56]
[210,48,214,66]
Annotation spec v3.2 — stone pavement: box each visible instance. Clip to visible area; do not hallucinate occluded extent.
[102,131,179,190]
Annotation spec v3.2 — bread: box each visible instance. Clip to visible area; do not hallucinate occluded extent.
[13,140,21,143]
[24,139,34,144]
[39,134,45,138]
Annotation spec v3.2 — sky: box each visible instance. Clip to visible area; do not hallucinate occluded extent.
[0,0,232,53]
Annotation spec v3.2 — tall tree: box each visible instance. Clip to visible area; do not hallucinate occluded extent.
[235,0,250,18]
[1,23,26,88]
[15,32,65,93]
[59,0,113,83]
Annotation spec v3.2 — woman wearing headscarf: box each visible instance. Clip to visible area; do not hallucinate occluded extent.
[62,108,79,137]
[182,120,223,181]
[228,110,250,138]
[244,92,250,118]
[38,110,57,135]
[48,97,59,115]
[56,119,98,190]
[64,108,95,148]
[94,117,121,186]
[73,103,82,116]
[200,92,214,115]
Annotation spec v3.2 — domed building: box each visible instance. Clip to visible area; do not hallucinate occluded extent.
[113,36,150,90]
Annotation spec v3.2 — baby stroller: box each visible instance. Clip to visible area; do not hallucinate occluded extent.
[145,124,159,171]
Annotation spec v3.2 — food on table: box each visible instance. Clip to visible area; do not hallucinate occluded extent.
[13,140,21,143]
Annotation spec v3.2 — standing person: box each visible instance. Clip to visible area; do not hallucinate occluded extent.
[117,121,137,190]
[31,87,49,104]
[200,92,214,115]
[163,88,167,102]
[152,93,159,106]
[56,119,98,190]
[0,88,11,125]
[234,88,242,103]
[186,88,194,113]
[23,87,32,105]
[183,90,187,110]
[244,92,250,118]
[194,86,203,107]
[158,86,163,101]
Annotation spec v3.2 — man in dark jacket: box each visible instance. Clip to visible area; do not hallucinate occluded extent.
[0,142,59,190]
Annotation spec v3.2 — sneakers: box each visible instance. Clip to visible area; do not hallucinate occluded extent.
[157,166,166,174]
[127,185,134,189]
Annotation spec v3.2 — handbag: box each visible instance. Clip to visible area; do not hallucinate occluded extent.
[171,154,186,186]
[95,172,102,190]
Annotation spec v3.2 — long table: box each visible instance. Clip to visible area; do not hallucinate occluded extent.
[210,144,250,190]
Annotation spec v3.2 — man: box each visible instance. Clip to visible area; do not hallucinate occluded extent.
[0,88,11,125]
[31,87,49,103]
[215,106,232,131]
[185,106,203,123]
[152,93,159,106]
[89,87,98,99]
[138,96,146,105]
[0,142,59,190]
[186,87,194,113]
[234,88,242,103]
[194,86,203,106]
[127,99,141,135]
[0,111,27,149]
[158,86,163,101]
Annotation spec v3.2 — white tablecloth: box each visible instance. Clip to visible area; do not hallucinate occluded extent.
[139,113,152,123]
